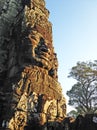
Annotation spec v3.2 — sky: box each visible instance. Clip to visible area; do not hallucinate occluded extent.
[45,0,97,112]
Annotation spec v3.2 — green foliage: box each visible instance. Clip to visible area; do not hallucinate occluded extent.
[67,110,78,118]
[67,61,97,115]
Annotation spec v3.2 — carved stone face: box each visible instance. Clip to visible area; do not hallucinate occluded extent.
[15,111,26,126]
[8,111,27,130]
[32,92,38,103]
[34,37,52,69]
[58,97,66,117]
[35,38,48,59]
[47,101,57,120]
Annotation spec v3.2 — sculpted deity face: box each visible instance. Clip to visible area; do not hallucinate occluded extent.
[35,38,48,59]
[47,101,57,120]
[27,28,51,69]
[34,37,52,70]
[32,92,38,103]
[58,98,66,118]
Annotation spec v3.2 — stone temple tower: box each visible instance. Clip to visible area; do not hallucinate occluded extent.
[0,0,66,129]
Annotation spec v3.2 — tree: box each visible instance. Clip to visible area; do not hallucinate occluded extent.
[67,110,78,118]
[67,61,97,115]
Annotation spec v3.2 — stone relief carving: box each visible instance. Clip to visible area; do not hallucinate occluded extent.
[0,0,66,129]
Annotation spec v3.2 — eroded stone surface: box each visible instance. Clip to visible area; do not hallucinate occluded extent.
[0,0,66,129]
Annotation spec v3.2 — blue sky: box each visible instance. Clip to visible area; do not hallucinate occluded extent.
[45,0,97,112]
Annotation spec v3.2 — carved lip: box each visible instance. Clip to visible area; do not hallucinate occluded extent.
[38,55,49,62]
